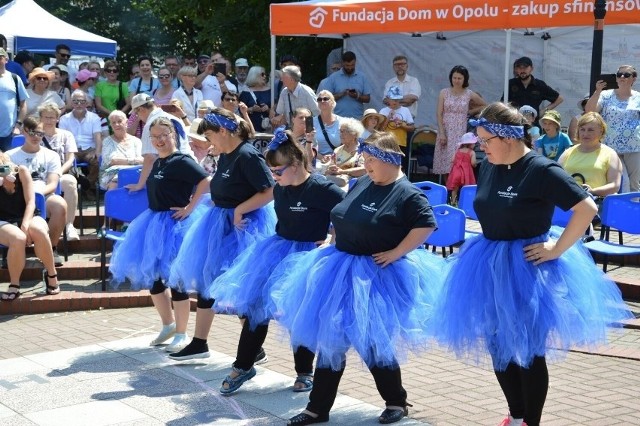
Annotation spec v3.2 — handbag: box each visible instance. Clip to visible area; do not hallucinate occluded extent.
[248,89,271,131]
[116,82,126,110]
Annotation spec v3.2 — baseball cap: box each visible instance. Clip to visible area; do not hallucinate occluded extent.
[131,93,154,110]
[235,58,249,67]
[76,69,98,83]
[386,85,403,100]
[514,56,533,67]
[518,105,537,118]
[197,54,210,62]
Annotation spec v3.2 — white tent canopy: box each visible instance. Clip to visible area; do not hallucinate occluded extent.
[0,0,117,57]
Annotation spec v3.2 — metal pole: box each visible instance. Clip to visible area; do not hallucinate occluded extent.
[589,0,607,94]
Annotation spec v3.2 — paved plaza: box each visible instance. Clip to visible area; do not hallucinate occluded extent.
[0,305,639,425]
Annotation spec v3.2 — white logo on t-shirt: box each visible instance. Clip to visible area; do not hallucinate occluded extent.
[361,202,377,212]
[221,169,230,179]
[497,186,518,199]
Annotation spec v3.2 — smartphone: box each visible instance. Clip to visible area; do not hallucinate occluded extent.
[160,104,178,113]
[0,164,13,177]
[305,116,314,133]
[598,73,619,89]
[213,63,226,76]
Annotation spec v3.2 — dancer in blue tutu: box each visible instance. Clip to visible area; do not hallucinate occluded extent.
[208,127,345,395]
[168,108,277,361]
[109,116,211,353]
[432,102,632,426]
[274,131,445,425]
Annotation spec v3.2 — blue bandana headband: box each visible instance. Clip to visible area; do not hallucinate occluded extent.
[468,117,524,139]
[357,143,402,166]
[204,113,238,132]
[267,126,288,151]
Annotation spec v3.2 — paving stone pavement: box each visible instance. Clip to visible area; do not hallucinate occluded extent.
[1,306,639,425]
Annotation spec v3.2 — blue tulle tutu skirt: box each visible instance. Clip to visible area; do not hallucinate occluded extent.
[269,245,445,371]
[208,235,317,328]
[109,204,207,290]
[432,228,632,371]
[168,203,277,294]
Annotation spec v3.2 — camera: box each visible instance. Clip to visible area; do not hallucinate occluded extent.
[0,164,14,177]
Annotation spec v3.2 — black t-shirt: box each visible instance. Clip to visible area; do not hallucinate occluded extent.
[146,152,209,211]
[210,141,274,208]
[274,173,345,242]
[332,175,436,255]
[474,151,587,241]
[504,76,560,117]
[0,175,25,222]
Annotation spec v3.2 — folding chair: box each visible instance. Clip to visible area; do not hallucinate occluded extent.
[551,205,573,228]
[117,166,143,187]
[11,135,25,149]
[458,184,481,239]
[99,188,149,290]
[584,192,640,272]
[424,204,466,257]
[413,181,447,206]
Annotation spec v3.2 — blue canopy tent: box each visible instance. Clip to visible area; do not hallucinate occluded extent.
[0,0,117,57]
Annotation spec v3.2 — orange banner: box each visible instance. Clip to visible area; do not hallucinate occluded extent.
[270,0,640,35]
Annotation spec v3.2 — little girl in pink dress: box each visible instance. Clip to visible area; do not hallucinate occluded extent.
[446,132,477,205]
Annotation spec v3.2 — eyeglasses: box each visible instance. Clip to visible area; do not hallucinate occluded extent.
[223,97,237,102]
[26,129,45,138]
[616,72,635,78]
[270,165,289,176]
[35,76,49,81]
[105,68,119,73]
[158,74,172,79]
[393,62,408,67]
[477,135,499,146]
[72,99,87,105]
[150,133,173,142]
[182,74,197,78]
[58,53,71,58]
[317,97,331,102]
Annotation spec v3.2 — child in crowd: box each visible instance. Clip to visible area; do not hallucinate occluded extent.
[537,110,572,161]
[446,132,477,205]
[379,85,414,150]
[360,108,386,139]
[519,105,541,149]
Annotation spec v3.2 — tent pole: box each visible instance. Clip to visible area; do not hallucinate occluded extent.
[504,29,512,104]
[590,0,606,94]
[271,35,276,112]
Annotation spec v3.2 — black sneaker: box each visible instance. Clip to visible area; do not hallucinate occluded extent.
[168,340,210,361]
[254,347,268,365]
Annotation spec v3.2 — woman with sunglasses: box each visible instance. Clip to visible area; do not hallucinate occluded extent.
[95,60,131,117]
[432,102,631,426]
[238,66,273,133]
[313,90,342,158]
[25,68,65,117]
[221,92,256,136]
[276,131,443,425]
[208,127,345,395]
[586,64,640,192]
[110,116,210,353]
[153,66,175,106]
[168,108,276,361]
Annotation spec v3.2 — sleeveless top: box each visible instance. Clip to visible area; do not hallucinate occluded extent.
[562,144,613,189]
[0,174,26,223]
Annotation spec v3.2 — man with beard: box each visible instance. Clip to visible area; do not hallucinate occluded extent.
[322,51,371,119]
[502,56,563,123]
[383,55,422,120]
[234,58,249,93]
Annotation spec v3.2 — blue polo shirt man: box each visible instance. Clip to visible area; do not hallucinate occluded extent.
[320,51,371,119]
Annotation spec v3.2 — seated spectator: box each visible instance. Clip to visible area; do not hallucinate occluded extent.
[49,65,73,112]
[25,68,65,117]
[95,60,131,118]
[188,118,217,176]
[0,153,60,300]
[196,99,215,118]
[171,66,203,122]
[99,110,143,190]
[361,108,386,139]
[7,117,67,266]
[38,102,80,240]
[321,117,366,190]
[537,110,572,161]
[238,65,272,133]
[58,90,102,199]
[75,69,99,111]
[128,56,159,98]
[313,90,342,156]
[568,95,589,144]
[153,66,175,106]
[558,112,622,197]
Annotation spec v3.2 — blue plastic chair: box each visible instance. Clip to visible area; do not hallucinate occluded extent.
[11,134,25,149]
[413,181,447,206]
[551,205,573,228]
[458,184,482,239]
[584,192,640,272]
[424,204,466,257]
[99,188,149,290]
[117,166,143,188]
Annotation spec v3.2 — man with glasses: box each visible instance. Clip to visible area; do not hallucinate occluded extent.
[502,56,564,121]
[196,54,238,108]
[59,90,102,198]
[44,44,77,83]
[0,47,28,152]
[273,65,319,128]
[383,55,422,120]
[164,55,182,89]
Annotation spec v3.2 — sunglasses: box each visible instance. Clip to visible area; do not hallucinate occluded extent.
[72,99,87,105]
[58,53,71,58]
[26,129,45,138]
[317,97,331,102]
[616,72,635,78]
[158,74,172,79]
[270,165,289,176]
[105,68,119,73]
[35,76,49,81]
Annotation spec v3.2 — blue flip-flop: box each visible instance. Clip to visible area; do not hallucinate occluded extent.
[220,366,256,395]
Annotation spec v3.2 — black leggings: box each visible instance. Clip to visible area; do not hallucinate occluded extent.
[233,320,315,374]
[494,356,548,426]
[149,279,190,302]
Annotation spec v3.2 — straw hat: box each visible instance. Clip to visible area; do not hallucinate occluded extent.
[188,118,206,141]
[28,67,55,84]
[361,108,386,129]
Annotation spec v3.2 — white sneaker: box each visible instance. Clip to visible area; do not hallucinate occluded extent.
[66,223,80,241]
[165,333,189,352]
[150,323,176,346]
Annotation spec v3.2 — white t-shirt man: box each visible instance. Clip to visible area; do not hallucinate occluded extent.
[7,146,62,194]
[200,75,238,107]
[58,111,102,150]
